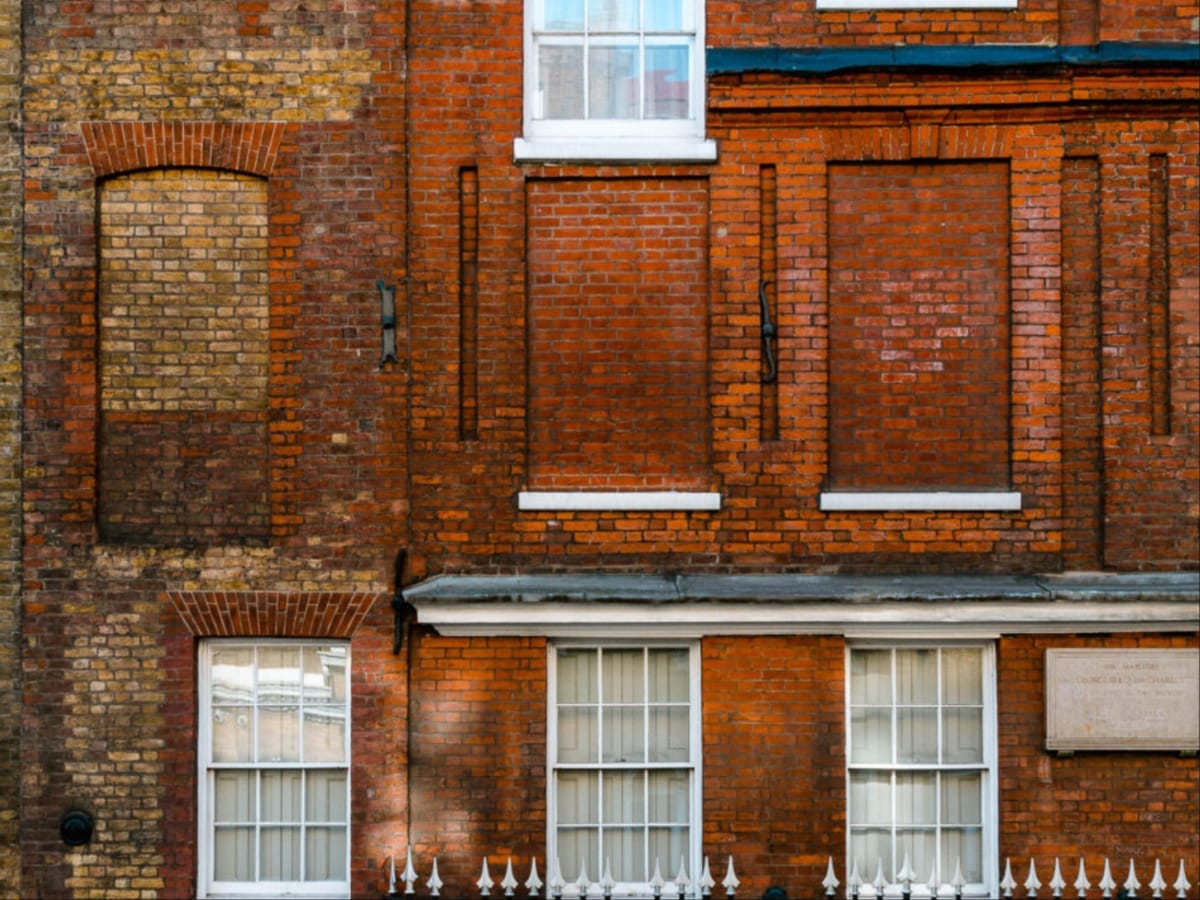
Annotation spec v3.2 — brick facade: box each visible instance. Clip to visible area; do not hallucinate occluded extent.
[0,0,22,890]
[5,0,1198,894]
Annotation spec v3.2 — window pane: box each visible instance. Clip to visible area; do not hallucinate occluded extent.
[648,705,689,762]
[558,827,599,883]
[257,647,301,704]
[213,771,254,823]
[588,46,639,119]
[306,827,347,881]
[603,827,643,882]
[261,770,302,822]
[942,828,983,883]
[543,0,584,29]
[942,649,982,705]
[558,649,598,704]
[603,707,645,763]
[258,705,300,763]
[849,828,892,883]
[214,826,255,881]
[940,772,982,825]
[942,707,983,763]
[895,772,936,825]
[559,707,598,764]
[849,771,890,826]
[212,706,253,763]
[538,45,584,119]
[602,649,644,703]
[558,771,599,825]
[896,708,938,764]
[589,0,638,31]
[260,826,301,881]
[603,771,645,824]
[302,645,347,704]
[647,649,689,703]
[648,827,688,882]
[648,770,689,823]
[645,0,684,30]
[644,45,689,119]
[308,770,348,823]
[303,706,347,763]
[896,649,937,705]
[211,647,254,705]
[895,829,936,884]
[851,650,891,705]
[850,708,891,764]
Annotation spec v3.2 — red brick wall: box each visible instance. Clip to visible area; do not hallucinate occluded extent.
[407,632,548,884]
[997,634,1200,867]
[526,178,711,491]
[394,633,1200,897]
[827,161,1012,491]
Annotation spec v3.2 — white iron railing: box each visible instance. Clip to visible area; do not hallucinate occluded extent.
[382,850,1196,899]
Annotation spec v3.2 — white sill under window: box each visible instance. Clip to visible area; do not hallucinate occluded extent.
[820,491,1022,512]
[519,491,722,512]
[513,136,718,163]
[818,0,1014,7]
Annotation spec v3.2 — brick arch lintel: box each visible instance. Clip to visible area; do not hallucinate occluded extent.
[165,590,384,639]
[81,121,287,178]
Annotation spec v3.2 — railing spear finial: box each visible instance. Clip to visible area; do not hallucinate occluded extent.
[477,857,494,896]
[526,857,544,898]
[500,858,519,897]
[1173,860,1192,899]
[722,856,739,899]
[1074,858,1091,898]
[1050,858,1066,898]
[1125,859,1142,897]
[823,856,840,899]
[1100,858,1117,898]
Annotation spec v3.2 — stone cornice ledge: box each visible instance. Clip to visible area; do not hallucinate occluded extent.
[405,571,1200,637]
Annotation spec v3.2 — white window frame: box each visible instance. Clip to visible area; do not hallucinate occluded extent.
[845,641,998,899]
[515,0,715,162]
[197,639,352,900]
[547,641,703,898]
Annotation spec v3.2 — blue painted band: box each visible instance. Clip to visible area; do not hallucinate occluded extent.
[708,42,1200,76]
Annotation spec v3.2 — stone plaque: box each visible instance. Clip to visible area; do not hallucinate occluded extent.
[1045,649,1199,753]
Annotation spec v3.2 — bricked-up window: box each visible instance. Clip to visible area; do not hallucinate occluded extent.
[98,169,270,547]
[847,644,997,899]
[549,644,701,894]
[199,641,351,899]
[526,178,711,491]
[515,0,714,160]
[827,162,1011,494]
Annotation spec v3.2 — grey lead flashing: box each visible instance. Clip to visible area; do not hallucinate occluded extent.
[403,571,1199,606]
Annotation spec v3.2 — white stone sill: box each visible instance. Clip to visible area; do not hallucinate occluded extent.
[518,491,722,512]
[820,491,1023,512]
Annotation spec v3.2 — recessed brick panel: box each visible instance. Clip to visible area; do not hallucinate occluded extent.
[827,162,1012,491]
[98,169,270,545]
[526,178,710,490]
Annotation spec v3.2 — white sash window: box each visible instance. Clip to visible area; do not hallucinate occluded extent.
[517,0,714,160]
[199,641,351,899]
[549,644,702,895]
[847,644,997,899]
